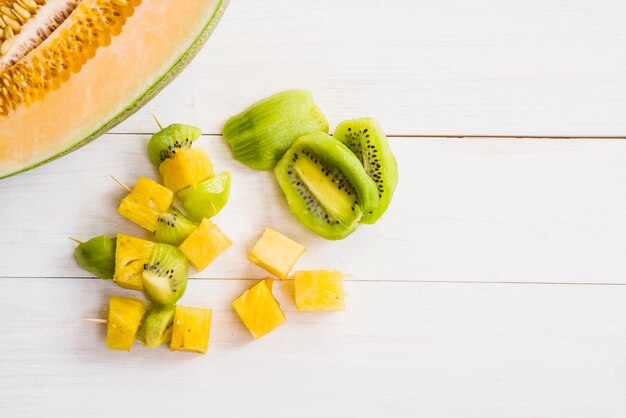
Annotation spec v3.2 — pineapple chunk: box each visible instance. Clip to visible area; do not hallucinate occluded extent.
[249,228,305,280]
[294,270,345,311]
[232,278,285,339]
[159,148,214,192]
[118,176,173,232]
[179,219,232,271]
[114,234,155,290]
[170,306,213,354]
[106,296,146,351]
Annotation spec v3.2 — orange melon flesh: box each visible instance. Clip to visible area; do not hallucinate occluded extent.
[0,0,228,178]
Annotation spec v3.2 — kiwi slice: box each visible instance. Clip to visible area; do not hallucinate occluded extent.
[137,304,176,348]
[153,207,198,246]
[142,244,189,305]
[178,171,231,222]
[333,118,398,223]
[223,90,329,170]
[73,235,116,279]
[147,124,202,167]
[274,132,379,240]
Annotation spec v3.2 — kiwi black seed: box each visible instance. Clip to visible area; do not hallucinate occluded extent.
[333,118,398,224]
[153,207,197,246]
[274,132,379,240]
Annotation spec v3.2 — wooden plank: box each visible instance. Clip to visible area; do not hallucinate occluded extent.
[0,278,624,417]
[3,134,626,283]
[110,0,626,136]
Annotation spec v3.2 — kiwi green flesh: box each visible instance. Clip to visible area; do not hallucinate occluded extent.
[178,171,231,222]
[223,89,329,170]
[334,118,398,224]
[153,207,197,246]
[142,244,188,305]
[137,305,176,348]
[73,235,116,279]
[147,124,202,166]
[274,132,379,240]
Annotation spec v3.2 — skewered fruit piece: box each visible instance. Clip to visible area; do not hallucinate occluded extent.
[179,219,232,271]
[223,90,329,170]
[117,176,173,232]
[147,124,202,167]
[142,244,189,305]
[73,235,116,279]
[170,306,212,354]
[249,228,305,280]
[232,278,285,340]
[106,296,146,351]
[114,234,155,291]
[158,147,214,192]
[294,270,345,311]
[178,171,231,222]
[137,304,176,348]
[153,207,198,246]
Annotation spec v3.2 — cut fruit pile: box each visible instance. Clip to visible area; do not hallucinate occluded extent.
[73,121,348,353]
[74,122,233,353]
[223,90,399,240]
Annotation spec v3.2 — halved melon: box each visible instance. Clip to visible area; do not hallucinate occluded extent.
[0,0,228,178]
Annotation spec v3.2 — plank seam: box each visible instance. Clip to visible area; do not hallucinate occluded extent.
[1,276,625,286]
[104,132,626,139]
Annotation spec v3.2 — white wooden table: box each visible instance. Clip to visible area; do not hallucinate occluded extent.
[2,1,626,416]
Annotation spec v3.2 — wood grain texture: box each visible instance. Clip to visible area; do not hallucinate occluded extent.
[111,0,626,136]
[3,1,626,416]
[0,278,624,417]
[2,134,626,284]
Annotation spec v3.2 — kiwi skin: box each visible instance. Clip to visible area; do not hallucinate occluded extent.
[147,124,202,167]
[333,118,398,224]
[223,90,329,170]
[274,132,379,240]
[73,235,116,279]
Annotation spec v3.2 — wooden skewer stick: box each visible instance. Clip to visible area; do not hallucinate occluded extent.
[83,318,107,324]
[152,114,164,130]
[68,237,84,244]
[109,175,132,192]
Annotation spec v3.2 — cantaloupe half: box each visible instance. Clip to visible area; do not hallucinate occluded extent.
[0,0,228,178]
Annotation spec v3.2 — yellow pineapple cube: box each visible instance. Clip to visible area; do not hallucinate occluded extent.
[107,296,146,351]
[179,219,232,271]
[170,306,212,354]
[113,234,155,290]
[232,278,285,339]
[294,270,345,311]
[118,176,173,232]
[159,148,214,192]
[249,228,306,280]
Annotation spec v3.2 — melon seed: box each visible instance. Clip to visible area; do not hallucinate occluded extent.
[1,6,17,20]
[1,39,13,55]
[4,26,13,40]
[18,0,39,13]
[3,15,20,33]
[13,3,30,20]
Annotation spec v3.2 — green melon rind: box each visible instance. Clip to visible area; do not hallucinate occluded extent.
[0,0,229,180]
